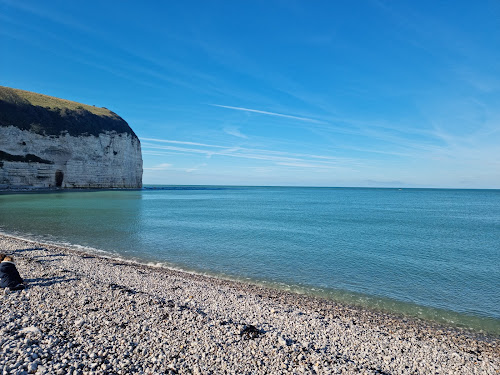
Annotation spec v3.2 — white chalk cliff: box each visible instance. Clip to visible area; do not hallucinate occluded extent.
[0,86,143,189]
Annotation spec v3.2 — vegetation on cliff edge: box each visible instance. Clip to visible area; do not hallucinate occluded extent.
[0,86,137,138]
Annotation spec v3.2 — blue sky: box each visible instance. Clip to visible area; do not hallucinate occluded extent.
[1,0,499,188]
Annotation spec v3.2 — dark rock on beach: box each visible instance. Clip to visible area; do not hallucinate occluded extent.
[0,234,499,374]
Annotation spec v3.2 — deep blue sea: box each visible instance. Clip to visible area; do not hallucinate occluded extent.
[1,186,499,334]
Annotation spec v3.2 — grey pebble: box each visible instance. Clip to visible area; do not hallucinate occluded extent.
[0,234,499,375]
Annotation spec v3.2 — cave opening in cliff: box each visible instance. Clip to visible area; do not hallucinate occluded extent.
[55,170,64,187]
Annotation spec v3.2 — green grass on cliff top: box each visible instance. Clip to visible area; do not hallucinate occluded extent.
[0,86,117,118]
[0,85,135,137]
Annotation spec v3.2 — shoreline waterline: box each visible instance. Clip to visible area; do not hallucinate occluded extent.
[1,233,499,373]
[1,231,499,338]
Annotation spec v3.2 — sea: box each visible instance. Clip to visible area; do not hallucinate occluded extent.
[1,186,499,335]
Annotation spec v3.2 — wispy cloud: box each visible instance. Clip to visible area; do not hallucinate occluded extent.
[454,66,500,93]
[0,20,169,93]
[142,143,213,156]
[210,100,446,158]
[186,163,207,173]
[0,2,225,96]
[276,161,339,169]
[141,138,361,171]
[223,126,248,139]
[211,104,325,124]
[141,137,228,148]
[144,162,211,174]
[1,0,96,36]
[144,163,172,171]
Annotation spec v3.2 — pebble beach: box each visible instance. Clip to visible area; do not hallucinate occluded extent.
[0,234,498,374]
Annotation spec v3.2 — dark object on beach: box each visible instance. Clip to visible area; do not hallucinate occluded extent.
[109,282,137,295]
[240,324,262,340]
[0,256,25,290]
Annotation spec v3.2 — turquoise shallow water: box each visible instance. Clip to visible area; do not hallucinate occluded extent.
[1,186,499,334]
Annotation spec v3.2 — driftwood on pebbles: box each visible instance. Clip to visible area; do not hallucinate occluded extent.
[0,234,498,374]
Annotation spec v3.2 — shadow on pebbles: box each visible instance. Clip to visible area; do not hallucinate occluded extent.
[1,234,499,374]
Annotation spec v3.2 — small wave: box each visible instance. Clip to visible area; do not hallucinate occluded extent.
[1,229,499,336]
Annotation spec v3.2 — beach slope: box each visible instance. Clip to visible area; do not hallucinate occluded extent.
[0,234,498,374]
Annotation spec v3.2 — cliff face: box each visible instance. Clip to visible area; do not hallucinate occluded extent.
[0,86,142,189]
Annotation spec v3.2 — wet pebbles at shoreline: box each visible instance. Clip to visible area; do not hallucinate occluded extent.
[0,234,498,374]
